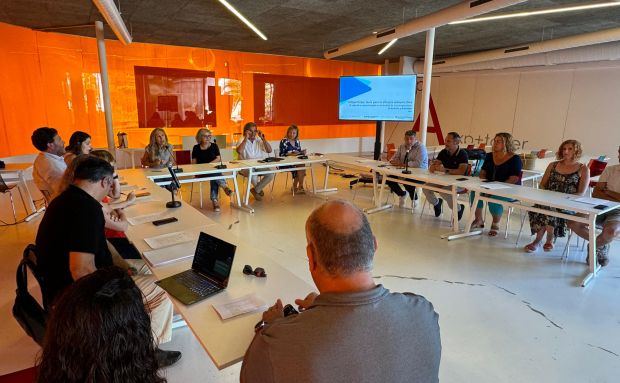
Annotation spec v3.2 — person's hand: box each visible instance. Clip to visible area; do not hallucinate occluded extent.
[245,129,252,139]
[258,130,266,140]
[301,149,307,155]
[390,159,399,166]
[125,191,136,205]
[262,299,284,322]
[294,292,318,311]
[109,209,121,222]
[159,159,165,165]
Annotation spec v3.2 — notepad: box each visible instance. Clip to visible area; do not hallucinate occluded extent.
[127,211,168,225]
[142,241,196,267]
[479,183,512,190]
[212,293,268,320]
[144,231,195,249]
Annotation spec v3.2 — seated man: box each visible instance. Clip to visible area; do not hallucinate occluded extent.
[35,156,181,367]
[386,130,428,207]
[568,145,620,266]
[425,132,469,220]
[241,200,441,383]
[31,127,67,200]
[236,122,275,201]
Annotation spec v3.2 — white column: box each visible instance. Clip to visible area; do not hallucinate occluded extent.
[95,21,116,153]
[419,28,435,145]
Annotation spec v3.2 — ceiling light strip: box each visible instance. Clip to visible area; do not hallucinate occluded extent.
[218,0,268,40]
[378,39,398,55]
[450,2,620,25]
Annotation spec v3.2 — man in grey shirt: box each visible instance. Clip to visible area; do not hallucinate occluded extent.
[386,130,429,208]
[241,200,441,383]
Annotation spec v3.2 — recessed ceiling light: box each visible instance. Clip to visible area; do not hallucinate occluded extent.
[378,39,398,55]
[218,0,268,40]
[450,1,620,25]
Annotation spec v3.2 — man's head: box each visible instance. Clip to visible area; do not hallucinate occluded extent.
[243,122,258,140]
[305,200,376,286]
[32,127,65,155]
[404,130,417,147]
[445,132,461,152]
[72,156,115,201]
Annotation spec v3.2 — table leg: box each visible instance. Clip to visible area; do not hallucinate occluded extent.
[17,171,36,214]
[313,161,337,193]
[581,214,601,287]
[446,191,482,240]
[244,168,253,206]
[310,165,316,194]
[231,172,254,214]
[365,171,392,214]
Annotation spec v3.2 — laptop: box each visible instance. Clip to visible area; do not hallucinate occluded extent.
[155,232,237,305]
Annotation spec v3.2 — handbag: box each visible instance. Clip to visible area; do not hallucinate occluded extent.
[12,245,47,346]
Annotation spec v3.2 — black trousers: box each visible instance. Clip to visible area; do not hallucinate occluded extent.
[386,179,422,199]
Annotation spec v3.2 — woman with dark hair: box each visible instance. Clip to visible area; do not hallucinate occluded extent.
[36,267,167,383]
[63,131,92,166]
[279,124,307,194]
[141,128,174,168]
[524,139,589,252]
[191,128,233,212]
[470,132,523,237]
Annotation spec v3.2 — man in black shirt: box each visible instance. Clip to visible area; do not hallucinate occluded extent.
[35,156,181,367]
[425,132,469,220]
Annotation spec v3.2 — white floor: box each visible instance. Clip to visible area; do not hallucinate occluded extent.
[1,169,619,382]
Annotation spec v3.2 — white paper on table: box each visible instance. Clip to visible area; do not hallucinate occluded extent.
[479,183,512,190]
[144,231,195,249]
[120,184,139,192]
[356,159,377,164]
[212,293,268,320]
[133,196,160,204]
[142,241,196,267]
[127,211,168,225]
[570,197,600,205]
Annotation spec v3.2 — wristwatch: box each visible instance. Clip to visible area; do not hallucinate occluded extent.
[254,320,267,333]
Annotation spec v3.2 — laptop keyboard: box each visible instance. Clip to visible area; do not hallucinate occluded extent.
[175,271,219,297]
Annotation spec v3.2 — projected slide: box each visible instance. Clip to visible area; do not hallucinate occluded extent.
[339,75,416,121]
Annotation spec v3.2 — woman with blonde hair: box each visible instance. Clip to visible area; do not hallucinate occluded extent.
[141,128,174,168]
[524,140,589,252]
[279,124,307,193]
[470,132,523,237]
[191,128,232,212]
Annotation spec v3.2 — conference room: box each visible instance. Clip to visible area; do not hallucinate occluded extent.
[1,1,620,382]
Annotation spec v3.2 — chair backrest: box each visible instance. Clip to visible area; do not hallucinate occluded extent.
[174,150,192,165]
[478,143,486,150]
[464,163,473,177]
[471,158,485,177]
[0,172,10,193]
[386,143,395,152]
[587,159,607,177]
[466,144,474,150]
[537,149,548,159]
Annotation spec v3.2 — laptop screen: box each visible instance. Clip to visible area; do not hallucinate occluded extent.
[192,232,236,287]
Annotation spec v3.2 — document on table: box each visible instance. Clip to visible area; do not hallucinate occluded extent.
[144,231,195,249]
[127,211,167,225]
[142,241,196,267]
[480,183,512,190]
[356,159,377,164]
[212,293,268,320]
[120,184,139,192]
[570,197,599,205]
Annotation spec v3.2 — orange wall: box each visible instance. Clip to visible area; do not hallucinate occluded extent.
[0,22,380,157]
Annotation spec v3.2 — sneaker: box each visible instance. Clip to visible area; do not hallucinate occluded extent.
[212,200,221,212]
[223,187,233,197]
[398,192,409,208]
[457,204,465,221]
[433,199,443,217]
[250,188,262,201]
[297,188,306,195]
[597,244,610,267]
[155,348,182,368]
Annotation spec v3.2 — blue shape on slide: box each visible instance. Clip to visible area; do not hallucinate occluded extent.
[340,77,372,103]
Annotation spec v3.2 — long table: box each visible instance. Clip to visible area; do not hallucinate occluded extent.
[118,168,313,369]
[450,178,620,287]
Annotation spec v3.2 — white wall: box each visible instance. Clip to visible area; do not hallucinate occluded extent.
[386,60,620,158]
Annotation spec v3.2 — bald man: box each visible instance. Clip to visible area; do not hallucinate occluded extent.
[241,200,441,383]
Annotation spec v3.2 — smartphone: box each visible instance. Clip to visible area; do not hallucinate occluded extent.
[152,217,178,226]
[593,204,608,210]
[456,177,468,181]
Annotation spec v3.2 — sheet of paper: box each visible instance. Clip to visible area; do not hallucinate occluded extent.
[144,231,195,249]
[479,183,512,190]
[120,184,139,192]
[212,293,268,320]
[570,197,599,206]
[127,211,168,225]
[142,241,196,267]
[356,159,378,164]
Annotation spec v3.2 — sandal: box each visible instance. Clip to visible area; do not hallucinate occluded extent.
[471,221,485,229]
[524,242,540,253]
[543,242,554,252]
[488,224,500,237]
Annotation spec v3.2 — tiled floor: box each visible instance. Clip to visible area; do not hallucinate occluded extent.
[1,169,619,382]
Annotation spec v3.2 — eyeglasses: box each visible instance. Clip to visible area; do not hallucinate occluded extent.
[243,264,266,277]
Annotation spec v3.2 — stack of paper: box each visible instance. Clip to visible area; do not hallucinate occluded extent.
[127,211,168,225]
[144,231,195,249]
[142,241,196,267]
[212,293,268,320]
[480,183,512,190]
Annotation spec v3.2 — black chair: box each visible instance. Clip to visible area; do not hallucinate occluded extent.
[13,244,48,346]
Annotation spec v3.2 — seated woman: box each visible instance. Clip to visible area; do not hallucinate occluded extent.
[141,128,174,168]
[525,140,589,253]
[36,267,168,383]
[63,131,92,166]
[191,128,232,212]
[278,124,307,194]
[470,132,523,237]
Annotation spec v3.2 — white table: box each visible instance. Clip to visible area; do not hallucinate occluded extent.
[238,156,337,207]
[118,168,313,369]
[449,179,620,287]
[0,163,44,220]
